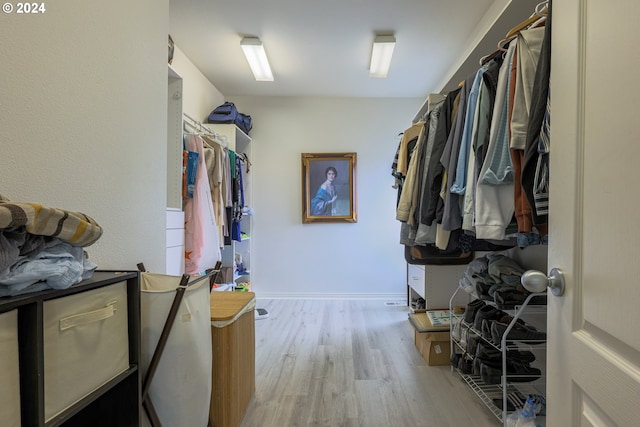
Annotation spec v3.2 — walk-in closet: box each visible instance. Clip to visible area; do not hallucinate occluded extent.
[2,0,640,425]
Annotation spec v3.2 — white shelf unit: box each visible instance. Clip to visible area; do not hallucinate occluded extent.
[448,246,548,426]
[450,289,547,425]
[204,123,252,285]
[166,65,185,275]
[167,65,183,210]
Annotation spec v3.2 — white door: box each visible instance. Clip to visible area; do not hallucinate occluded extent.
[547,0,640,425]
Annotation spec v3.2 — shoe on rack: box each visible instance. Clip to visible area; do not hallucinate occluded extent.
[504,360,542,383]
[450,352,462,368]
[463,299,486,324]
[457,356,473,374]
[481,319,493,341]
[475,342,536,364]
[480,362,502,384]
[479,360,541,384]
[490,321,546,344]
[466,334,480,356]
[473,305,506,330]
[472,356,483,376]
[493,288,528,309]
[475,281,493,300]
[481,315,525,341]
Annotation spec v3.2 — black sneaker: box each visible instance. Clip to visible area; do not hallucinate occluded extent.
[463,299,486,323]
[490,321,546,344]
[480,360,541,384]
[475,342,536,364]
[473,305,506,331]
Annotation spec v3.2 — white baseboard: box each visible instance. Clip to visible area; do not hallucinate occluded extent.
[254,292,406,301]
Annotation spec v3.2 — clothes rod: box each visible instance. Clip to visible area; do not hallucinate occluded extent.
[183,112,216,134]
[183,113,229,146]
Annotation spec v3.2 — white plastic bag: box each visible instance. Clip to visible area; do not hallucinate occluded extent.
[505,395,545,427]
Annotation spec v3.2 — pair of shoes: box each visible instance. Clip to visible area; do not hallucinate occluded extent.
[481,315,525,342]
[410,297,426,310]
[475,342,535,364]
[450,352,473,374]
[473,305,508,330]
[463,299,486,323]
[490,321,546,344]
[493,288,528,309]
[479,360,541,384]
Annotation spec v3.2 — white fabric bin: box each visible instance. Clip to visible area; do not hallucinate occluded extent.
[0,309,21,427]
[140,272,212,427]
[43,281,129,421]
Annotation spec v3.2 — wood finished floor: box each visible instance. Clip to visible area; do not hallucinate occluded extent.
[240,299,498,427]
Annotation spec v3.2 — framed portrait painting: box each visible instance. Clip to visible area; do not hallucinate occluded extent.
[301,152,357,223]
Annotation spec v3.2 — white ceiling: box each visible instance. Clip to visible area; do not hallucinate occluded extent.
[168,0,540,99]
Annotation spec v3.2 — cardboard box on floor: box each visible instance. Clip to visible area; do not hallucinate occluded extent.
[414,330,451,366]
[409,310,451,366]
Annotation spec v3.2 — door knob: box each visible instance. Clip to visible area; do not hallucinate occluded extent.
[521,268,566,296]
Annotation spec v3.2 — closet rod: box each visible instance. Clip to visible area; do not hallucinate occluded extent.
[182,113,229,148]
[183,112,216,135]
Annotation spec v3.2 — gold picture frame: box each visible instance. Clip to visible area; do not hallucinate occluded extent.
[301,152,357,223]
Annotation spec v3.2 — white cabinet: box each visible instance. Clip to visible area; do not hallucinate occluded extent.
[204,123,252,285]
[407,263,469,310]
[165,208,185,276]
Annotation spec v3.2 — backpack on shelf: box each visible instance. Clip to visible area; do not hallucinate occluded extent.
[207,102,252,135]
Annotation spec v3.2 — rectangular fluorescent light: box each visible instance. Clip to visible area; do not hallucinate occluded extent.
[369,35,396,78]
[240,37,274,81]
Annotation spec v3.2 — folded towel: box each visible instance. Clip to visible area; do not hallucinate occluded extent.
[0,194,102,247]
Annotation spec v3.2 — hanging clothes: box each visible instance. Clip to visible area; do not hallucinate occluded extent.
[414,99,444,245]
[395,4,552,256]
[522,1,552,236]
[183,134,221,275]
[202,134,227,247]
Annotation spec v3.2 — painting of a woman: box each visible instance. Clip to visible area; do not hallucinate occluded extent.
[310,166,338,215]
[302,152,357,223]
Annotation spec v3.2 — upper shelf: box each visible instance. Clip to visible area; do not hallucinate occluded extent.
[204,123,251,151]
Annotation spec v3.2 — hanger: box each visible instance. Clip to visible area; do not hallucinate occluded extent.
[535,1,549,17]
[497,3,548,51]
[504,6,548,40]
[480,49,502,65]
[182,112,229,148]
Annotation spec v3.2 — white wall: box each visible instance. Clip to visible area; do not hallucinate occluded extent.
[171,45,225,121]
[228,96,422,298]
[0,0,169,272]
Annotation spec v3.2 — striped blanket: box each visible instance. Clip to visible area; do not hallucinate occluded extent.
[0,194,103,247]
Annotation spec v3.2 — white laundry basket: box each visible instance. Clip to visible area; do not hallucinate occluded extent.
[140,272,212,427]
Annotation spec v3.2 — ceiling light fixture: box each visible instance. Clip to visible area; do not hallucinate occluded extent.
[240,37,274,81]
[369,35,396,78]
